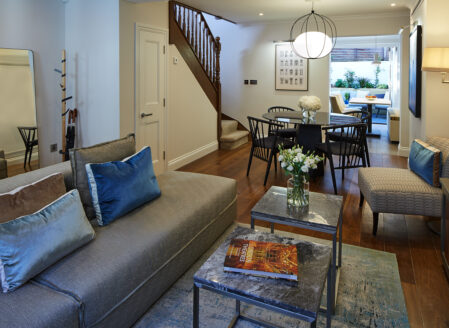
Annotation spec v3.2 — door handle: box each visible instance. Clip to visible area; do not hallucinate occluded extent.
[141,113,153,118]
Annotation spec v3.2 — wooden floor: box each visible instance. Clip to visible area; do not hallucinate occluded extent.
[179,141,449,328]
[6,160,39,177]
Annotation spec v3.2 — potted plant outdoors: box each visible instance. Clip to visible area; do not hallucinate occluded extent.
[298,95,322,119]
[344,92,350,104]
[278,145,323,209]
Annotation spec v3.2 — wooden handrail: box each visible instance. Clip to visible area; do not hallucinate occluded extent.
[170,0,236,25]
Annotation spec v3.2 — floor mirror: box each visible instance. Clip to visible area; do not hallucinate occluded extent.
[0,48,38,178]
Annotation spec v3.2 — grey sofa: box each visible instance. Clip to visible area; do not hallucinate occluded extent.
[0,161,237,328]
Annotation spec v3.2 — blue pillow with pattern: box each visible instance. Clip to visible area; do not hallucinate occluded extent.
[409,139,442,187]
[86,147,161,226]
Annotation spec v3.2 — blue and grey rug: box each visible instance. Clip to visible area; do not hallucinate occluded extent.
[135,224,409,327]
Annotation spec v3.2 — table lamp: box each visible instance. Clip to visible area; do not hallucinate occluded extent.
[422,47,449,83]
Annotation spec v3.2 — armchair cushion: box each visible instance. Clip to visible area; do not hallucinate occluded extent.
[409,139,441,187]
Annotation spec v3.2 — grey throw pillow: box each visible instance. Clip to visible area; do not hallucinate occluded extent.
[69,134,136,220]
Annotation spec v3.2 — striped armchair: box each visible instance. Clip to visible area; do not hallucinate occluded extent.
[358,136,449,235]
[0,150,7,179]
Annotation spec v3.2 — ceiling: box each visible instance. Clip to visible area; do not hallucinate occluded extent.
[128,0,414,23]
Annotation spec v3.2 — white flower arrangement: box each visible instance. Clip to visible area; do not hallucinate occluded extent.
[278,145,323,178]
[298,95,322,112]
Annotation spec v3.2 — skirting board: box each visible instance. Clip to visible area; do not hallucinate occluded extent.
[168,141,218,171]
[398,145,410,158]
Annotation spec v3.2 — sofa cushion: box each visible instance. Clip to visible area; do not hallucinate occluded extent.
[0,173,66,223]
[69,135,136,220]
[86,147,160,226]
[0,161,73,194]
[0,283,79,328]
[0,190,95,293]
[35,171,237,327]
[409,139,441,187]
[358,167,442,217]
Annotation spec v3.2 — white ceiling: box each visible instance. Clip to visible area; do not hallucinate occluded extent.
[128,0,413,23]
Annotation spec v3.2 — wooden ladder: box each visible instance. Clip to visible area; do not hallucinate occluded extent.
[169,0,222,141]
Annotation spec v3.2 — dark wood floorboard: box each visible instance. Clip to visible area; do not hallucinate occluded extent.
[179,141,449,328]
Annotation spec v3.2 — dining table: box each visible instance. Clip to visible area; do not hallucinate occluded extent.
[349,97,391,137]
[262,111,361,177]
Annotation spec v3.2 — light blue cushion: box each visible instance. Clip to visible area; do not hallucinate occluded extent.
[86,146,161,226]
[409,139,442,187]
[0,189,95,293]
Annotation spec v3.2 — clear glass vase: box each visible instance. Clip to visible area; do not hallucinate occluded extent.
[301,108,316,119]
[287,175,310,208]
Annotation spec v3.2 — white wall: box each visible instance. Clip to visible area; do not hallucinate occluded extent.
[0,0,65,167]
[207,12,410,147]
[410,0,449,143]
[65,0,120,148]
[120,0,218,170]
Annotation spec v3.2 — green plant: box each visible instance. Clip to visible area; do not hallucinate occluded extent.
[374,66,381,87]
[344,70,356,88]
[357,77,374,89]
[377,83,389,89]
[344,92,350,101]
[334,79,348,88]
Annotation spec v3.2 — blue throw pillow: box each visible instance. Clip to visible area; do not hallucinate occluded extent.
[0,190,95,293]
[86,146,161,226]
[409,139,442,187]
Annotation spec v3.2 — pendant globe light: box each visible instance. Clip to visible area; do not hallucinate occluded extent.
[290,1,337,59]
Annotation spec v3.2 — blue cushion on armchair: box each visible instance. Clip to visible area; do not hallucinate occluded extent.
[86,147,161,226]
[409,139,442,187]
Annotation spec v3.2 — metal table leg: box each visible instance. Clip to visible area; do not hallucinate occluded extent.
[271,223,274,233]
[331,233,337,314]
[251,217,254,229]
[326,264,332,328]
[338,213,343,268]
[193,284,199,328]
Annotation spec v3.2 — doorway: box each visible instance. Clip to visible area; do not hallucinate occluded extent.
[135,25,167,175]
[329,35,401,155]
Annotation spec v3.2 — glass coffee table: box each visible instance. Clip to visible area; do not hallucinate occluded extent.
[251,186,343,312]
[193,226,332,328]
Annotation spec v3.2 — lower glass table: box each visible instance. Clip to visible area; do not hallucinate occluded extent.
[193,226,333,328]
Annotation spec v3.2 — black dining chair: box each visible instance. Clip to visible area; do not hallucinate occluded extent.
[327,110,371,167]
[247,116,295,186]
[18,126,38,168]
[267,106,297,141]
[316,123,368,194]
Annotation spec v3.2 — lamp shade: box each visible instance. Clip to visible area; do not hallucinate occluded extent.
[422,48,449,72]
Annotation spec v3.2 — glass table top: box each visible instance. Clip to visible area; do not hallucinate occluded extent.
[251,186,343,230]
[194,226,332,317]
[262,111,360,126]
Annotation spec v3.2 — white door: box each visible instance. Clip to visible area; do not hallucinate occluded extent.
[136,26,167,175]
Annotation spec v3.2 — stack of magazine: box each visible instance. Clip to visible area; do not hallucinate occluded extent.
[223,239,298,281]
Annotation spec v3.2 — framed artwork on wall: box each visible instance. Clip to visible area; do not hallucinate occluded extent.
[275,43,308,91]
[409,25,422,118]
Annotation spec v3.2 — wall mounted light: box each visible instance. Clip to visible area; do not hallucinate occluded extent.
[422,48,449,83]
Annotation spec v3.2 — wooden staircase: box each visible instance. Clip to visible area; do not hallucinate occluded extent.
[169,1,222,141]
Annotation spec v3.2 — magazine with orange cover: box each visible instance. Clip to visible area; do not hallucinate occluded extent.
[223,239,298,281]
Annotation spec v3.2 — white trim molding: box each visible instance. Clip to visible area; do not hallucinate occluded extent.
[398,145,410,157]
[168,141,218,171]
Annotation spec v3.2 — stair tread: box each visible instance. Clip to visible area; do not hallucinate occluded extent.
[220,130,249,142]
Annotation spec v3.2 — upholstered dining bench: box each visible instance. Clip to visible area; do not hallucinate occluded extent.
[358,136,449,235]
